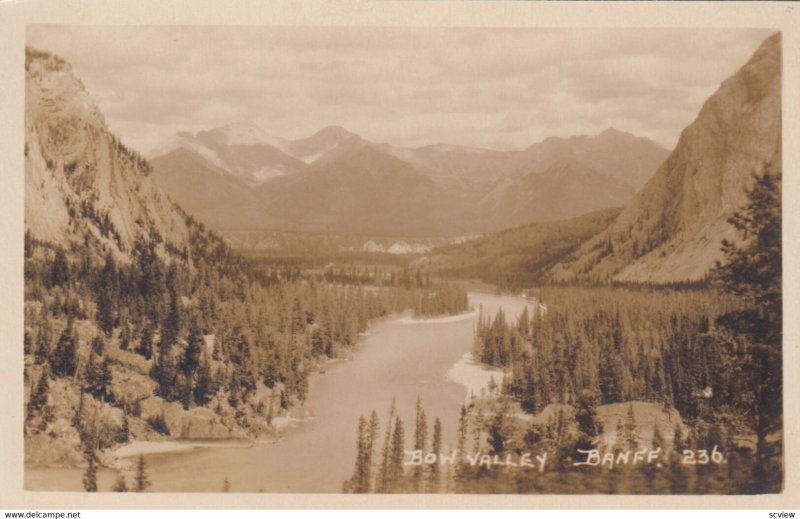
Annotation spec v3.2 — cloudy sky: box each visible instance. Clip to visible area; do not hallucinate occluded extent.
[27,25,774,154]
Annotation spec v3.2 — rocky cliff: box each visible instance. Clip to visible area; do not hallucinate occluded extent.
[550,32,781,282]
[25,47,190,260]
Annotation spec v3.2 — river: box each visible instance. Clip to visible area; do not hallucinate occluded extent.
[25,290,535,493]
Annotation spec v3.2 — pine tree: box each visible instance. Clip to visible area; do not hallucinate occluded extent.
[51,323,77,378]
[180,317,203,378]
[366,411,379,492]
[388,417,405,492]
[161,264,182,349]
[153,339,177,401]
[193,356,213,406]
[620,403,638,451]
[518,306,531,337]
[456,403,469,477]
[574,389,601,451]
[413,397,428,491]
[119,324,130,351]
[136,239,165,325]
[34,325,51,365]
[712,168,782,493]
[73,389,85,430]
[50,248,69,288]
[136,324,154,360]
[82,446,98,492]
[134,455,151,492]
[487,407,510,455]
[471,401,484,455]
[344,416,370,493]
[430,417,442,491]
[83,352,99,395]
[98,356,113,402]
[85,352,113,403]
[376,398,396,493]
[113,475,129,492]
[90,335,105,356]
[118,415,130,444]
[26,364,50,424]
[599,348,623,404]
[96,253,119,337]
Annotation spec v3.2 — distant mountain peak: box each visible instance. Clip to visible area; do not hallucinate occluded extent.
[147,118,670,236]
[534,127,650,150]
[598,127,629,138]
[279,125,364,163]
[309,125,357,141]
[549,32,781,283]
[200,121,284,147]
[415,143,489,154]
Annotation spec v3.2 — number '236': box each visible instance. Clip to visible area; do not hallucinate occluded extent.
[682,446,725,464]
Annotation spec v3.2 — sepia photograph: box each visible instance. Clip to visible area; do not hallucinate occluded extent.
[2,3,796,509]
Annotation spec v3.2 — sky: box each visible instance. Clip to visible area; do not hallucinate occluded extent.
[27,25,775,154]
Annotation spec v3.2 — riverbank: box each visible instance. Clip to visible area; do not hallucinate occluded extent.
[109,439,251,466]
[446,351,505,399]
[27,290,531,492]
[398,308,479,324]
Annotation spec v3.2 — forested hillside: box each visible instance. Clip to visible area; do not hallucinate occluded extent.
[23,30,782,496]
[343,168,782,495]
[417,208,620,289]
[22,48,470,479]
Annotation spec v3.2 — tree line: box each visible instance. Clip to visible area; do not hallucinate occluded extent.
[343,169,782,494]
[24,212,470,489]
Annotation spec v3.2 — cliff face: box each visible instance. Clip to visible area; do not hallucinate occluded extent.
[23,49,272,468]
[25,48,190,260]
[550,32,781,283]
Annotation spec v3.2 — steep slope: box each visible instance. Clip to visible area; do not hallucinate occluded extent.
[151,124,476,235]
[473,130,668,230]
[550,33,781,283]
[281,125,363,163]
[383,143,518,204]
[151,122,306,187]
[516,128,669,191]
[23,50,348,472]
[258,144,473,236]
[476,158,636,230]
[382,130,667,231]
[417,207,621,288]
[148,123,667,237]
[150,147,266,230]
[24,47,190,258]
[386,130,667,208]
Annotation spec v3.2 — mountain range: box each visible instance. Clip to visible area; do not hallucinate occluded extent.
[418,32,781,284]
[149,121,669,236]
[548,32,781,282]
[24,31,780,284]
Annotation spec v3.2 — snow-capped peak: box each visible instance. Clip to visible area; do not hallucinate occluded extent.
[212,121,285,148]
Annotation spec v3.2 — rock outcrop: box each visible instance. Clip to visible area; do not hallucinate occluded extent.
[25,47,190,260]
[550,33,781,282]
